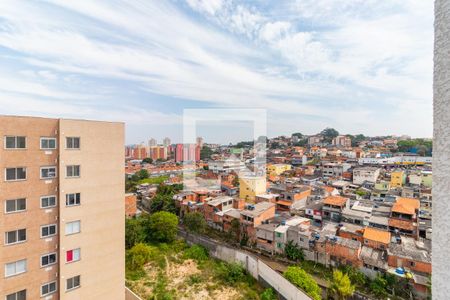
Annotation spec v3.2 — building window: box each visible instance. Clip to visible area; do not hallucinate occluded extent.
[40,195,57,208]
[66,137,80,149]
[65,221,81,235]
[40,253,57,267]
[40,166,57,179]
[5,259,26,277]
[410,261,416,267]
[5,229,26,245]
[5,198,26,213]
[40,137,57,150]
[5,167,26,181]
[41,281,57,297]
[6,290,26,300]
[66,193,81,206]
[66,248,81,263]
[66,165,80,178]
[4,136,26,149]
[276,232,282,238]
[66,275,81,291]
[41,224,57,238]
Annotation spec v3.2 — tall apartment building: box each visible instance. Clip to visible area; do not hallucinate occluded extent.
[149,146,168,161]
[332,135,352,147]
[162,137,171,147]
[174,144,200,162]
[0,116,124,300]
[148,138,157,147]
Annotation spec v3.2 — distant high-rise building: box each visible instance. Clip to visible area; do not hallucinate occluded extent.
[196,137,204,148]
[148,138,157,147]
[163,137,171,147]
[0,115,124,300]
[149,146,168,161]
[175,144,200,162]
[129,143,148,160]
[308,135,323,145]
[332,135,352,147]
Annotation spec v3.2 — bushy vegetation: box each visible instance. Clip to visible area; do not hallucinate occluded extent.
[329,270,355,300]
[284,266,322,300]
[125,217,147,249]
[217,262,246,284]
[126,241,264,299]
[183,212,207,234]
[260,288,277,300]
[284,240,304,261]
[397,139,432,155]
[200,145,213,160]
[147,211,179,243]
[183,244,209,261]
[126,243,157,271]
[126,212,179,248]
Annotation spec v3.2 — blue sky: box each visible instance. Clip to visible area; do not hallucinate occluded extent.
[0,1,433,144]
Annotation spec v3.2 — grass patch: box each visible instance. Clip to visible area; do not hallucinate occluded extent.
[138,175,169,185]
[183,244,209,261]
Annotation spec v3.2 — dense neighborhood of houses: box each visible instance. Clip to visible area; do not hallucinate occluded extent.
[125,131,432,299]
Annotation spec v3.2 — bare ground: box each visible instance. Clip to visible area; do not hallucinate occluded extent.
[128,255,247,300]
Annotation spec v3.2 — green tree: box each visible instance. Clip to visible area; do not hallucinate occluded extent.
[125,217,146,249]
[370,274,388,298]
[292,132,303,138]
[351,134,366,146]
[200,146,213,160]
[397,139,432,154]
[321,127,339,143]
[150,194,177,214]
[157,184,179,196]
[339,265,367,287]
[329,270,355,300]
[270,142,280,149]
[285,240,304,261]
[142,158,153,164]
[284,266,322,300]
[137,169,149,179]
[126,243,155,271]
[293,139,307,147]
[184,212,206,234]
[260,288,277,300]
[148,211,179,242]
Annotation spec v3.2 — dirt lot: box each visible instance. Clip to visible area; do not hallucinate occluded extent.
[126,244,263,300]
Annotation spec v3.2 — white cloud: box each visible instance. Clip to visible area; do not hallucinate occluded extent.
[259,21,291,42]
[186,0,224,15]
[0,0,433,140]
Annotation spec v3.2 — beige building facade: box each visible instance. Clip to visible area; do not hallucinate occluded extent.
[0,116,124,300]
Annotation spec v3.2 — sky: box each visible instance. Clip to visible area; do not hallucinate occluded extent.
[0,0,434,144]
